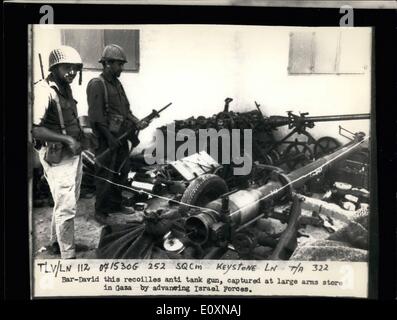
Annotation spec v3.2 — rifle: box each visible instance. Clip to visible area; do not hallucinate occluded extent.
[95,102,172,165]
[33,53,45,85]
[32,54,46,150]
[39,53,45,79]
[254,101,264,117]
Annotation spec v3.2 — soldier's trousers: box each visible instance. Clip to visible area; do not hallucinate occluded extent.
[38,147,83,259]
[94,140,130,214]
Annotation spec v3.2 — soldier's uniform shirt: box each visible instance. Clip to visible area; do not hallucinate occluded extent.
[34,74,82,142]
[87,72,138,132]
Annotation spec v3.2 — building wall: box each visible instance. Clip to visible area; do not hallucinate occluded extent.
[33,25,371,151]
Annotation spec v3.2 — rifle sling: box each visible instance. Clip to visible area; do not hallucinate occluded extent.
[51,87,67,135]
[98,75,110,115]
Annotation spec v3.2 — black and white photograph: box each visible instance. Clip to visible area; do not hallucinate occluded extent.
[28,23,375,298]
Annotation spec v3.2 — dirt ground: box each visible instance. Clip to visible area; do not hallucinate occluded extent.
[32,197,101,259]
[32,192,171,259]
[31,191,358,260]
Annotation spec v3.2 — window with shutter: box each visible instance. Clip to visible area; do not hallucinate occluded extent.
[288,30,367,75]
[62,29,140,72]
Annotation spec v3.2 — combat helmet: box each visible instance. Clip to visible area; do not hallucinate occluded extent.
[48,45,83,71]
[99,44,128,63]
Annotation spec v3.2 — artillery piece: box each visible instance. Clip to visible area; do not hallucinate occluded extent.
[253,101,370,169]
[166,133,368,260]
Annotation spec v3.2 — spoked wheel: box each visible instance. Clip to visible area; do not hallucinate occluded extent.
[283,141,314,170]
[269,149,282,165]
[259,149,282,166]
[314,137,341,158]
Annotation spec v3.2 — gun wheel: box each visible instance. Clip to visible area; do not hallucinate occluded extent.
[262,154,274,165]
[269,149,282,164]
[179,174,228,214]
[314,137,341,158]
[283,142,313,170]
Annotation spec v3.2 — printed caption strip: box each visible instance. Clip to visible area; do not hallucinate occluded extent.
[33,259,367,297]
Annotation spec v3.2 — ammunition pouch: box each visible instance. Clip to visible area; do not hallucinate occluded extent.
[108,114,125,134]
[44,142,64,165]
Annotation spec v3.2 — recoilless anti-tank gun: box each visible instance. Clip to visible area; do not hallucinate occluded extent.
[161,132,368,260]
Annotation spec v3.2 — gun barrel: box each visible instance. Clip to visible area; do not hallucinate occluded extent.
[304,113,370,122]
[263,113,370,129]
[157,102,172,114]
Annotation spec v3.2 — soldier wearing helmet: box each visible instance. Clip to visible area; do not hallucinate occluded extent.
[32,45,86,259]
[87,44,148,223]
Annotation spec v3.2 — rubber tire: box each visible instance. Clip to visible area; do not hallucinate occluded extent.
[179,174,228,214]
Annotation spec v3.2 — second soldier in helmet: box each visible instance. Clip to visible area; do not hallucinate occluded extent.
[87,44,148,223]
